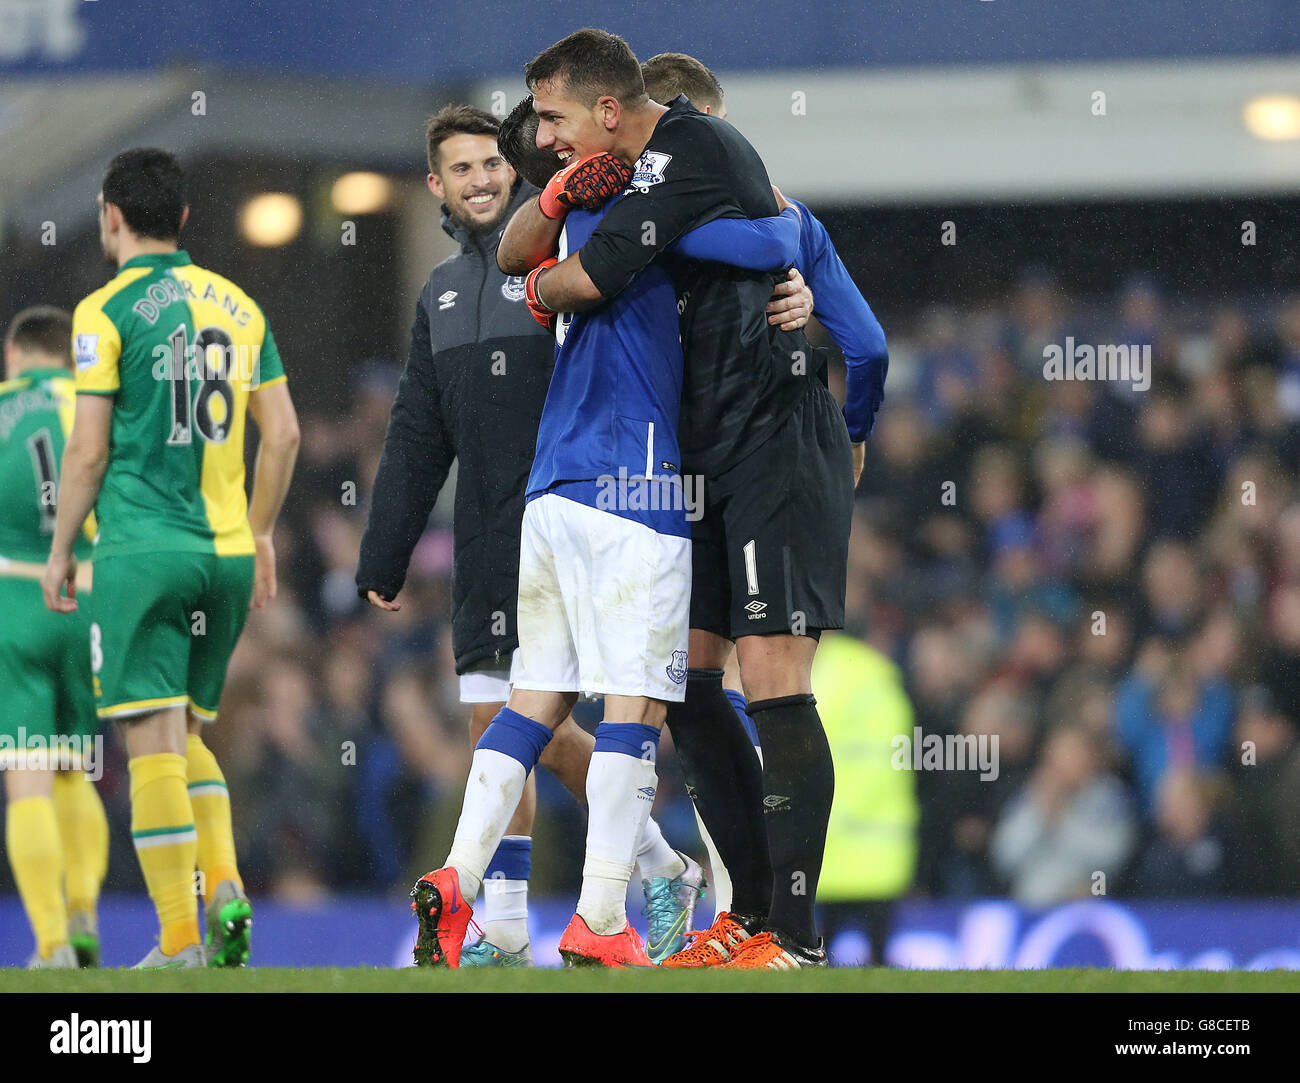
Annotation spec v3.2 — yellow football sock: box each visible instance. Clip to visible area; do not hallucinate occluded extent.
[53,770,109,915]
[6,796,68,959]
[186,732,242,904]
[129,753,199,955]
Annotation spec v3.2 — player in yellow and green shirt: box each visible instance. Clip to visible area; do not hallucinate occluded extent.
[1,307,109,969]
[42,148,301,969]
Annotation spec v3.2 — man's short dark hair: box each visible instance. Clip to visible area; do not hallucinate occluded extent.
[641,53,723,113]
[425,104,500,174]
[102,148,185,241]
[5,306,73,366]
[525,28,645,108]
[498,95,564,189]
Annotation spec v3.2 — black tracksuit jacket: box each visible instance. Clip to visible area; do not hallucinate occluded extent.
[355,181,554,673]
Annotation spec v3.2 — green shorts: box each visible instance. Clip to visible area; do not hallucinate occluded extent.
[0,576,97,746]
[90,551,254,723]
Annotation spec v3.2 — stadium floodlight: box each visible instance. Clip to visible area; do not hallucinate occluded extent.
[239,192,303,247]
[331,172,394,215]
[1242,95,1300,141]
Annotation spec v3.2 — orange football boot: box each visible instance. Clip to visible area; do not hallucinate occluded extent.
[410,867,473,968]
[658,910,753,968]
[724,930,827,969]
[557,914,653,968]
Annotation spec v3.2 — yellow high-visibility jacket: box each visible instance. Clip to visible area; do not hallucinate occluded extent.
[813,633,918,901]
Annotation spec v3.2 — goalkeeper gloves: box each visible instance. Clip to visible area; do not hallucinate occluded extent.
[538,153,633,219]
[524,257,559,330]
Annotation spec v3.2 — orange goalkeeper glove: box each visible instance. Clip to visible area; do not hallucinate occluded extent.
[524,257,559,330]
[538,153,632,219]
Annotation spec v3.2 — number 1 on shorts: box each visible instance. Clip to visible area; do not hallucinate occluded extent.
[743,538,760,596]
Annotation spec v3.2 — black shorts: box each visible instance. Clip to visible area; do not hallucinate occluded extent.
[689,381,854,640]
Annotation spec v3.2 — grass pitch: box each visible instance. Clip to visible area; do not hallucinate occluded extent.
[3,967,1296,994]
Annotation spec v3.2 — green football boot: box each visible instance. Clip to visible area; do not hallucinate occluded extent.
[205,880,253,967]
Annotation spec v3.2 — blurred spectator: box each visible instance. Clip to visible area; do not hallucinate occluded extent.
[1137,541,1204,641]
[1272,295,1300,421]
[983,513,1077,645]
[1076,466,1144,596]
[1264,582,1300,727]
[913,305,979,425]
[1134,389,1218,540]
[233,658,340,897]
[1114,647,1234,815]
[1131,769,1233,898]
[1007,266,1070,377]
[1033,436,1094,579]
[1229,686,1300,895]
[918,678,1037,897]
[990,725,1136,905]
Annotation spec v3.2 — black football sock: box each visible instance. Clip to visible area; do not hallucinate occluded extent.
[747,693,835,950]
[666,668,771,921]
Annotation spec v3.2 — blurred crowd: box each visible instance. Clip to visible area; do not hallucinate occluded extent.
[853,270,1300,903]
[30,269,1300,906]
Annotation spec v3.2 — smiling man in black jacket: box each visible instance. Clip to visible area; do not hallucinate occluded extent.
[356,105,715,965]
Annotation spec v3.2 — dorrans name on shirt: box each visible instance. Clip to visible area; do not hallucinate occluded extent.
[131,275,254,328]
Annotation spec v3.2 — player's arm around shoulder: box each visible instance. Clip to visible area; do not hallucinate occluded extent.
[499,174,606,317]
[498,193,564,277]
[246,379,300,610]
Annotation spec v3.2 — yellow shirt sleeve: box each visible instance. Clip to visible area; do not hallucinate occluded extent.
[72,297,123,395]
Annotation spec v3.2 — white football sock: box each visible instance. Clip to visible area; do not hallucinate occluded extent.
[481,877,530,953]
[693,803,732,915]
[445,748,528,904]
[635,816,686,882]
[577,749,658,936]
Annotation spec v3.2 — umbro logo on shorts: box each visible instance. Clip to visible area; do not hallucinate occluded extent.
[637,786,657,800]
[763,794,791,810]
[745,600,768,619]
[666,649,688,684]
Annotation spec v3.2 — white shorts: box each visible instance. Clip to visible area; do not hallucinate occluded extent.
[512,493,690,702]
[458,649,519,704]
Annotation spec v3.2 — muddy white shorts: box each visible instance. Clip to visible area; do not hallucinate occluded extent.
[512,493,690,702]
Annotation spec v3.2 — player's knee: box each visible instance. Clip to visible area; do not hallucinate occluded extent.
[119,706,189,757]
[688,627,731,670]
[742,669,814,702]
[467,701,501,744]
[503,688,578,731]
[604,695,668,729]
[736,634,817,701]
